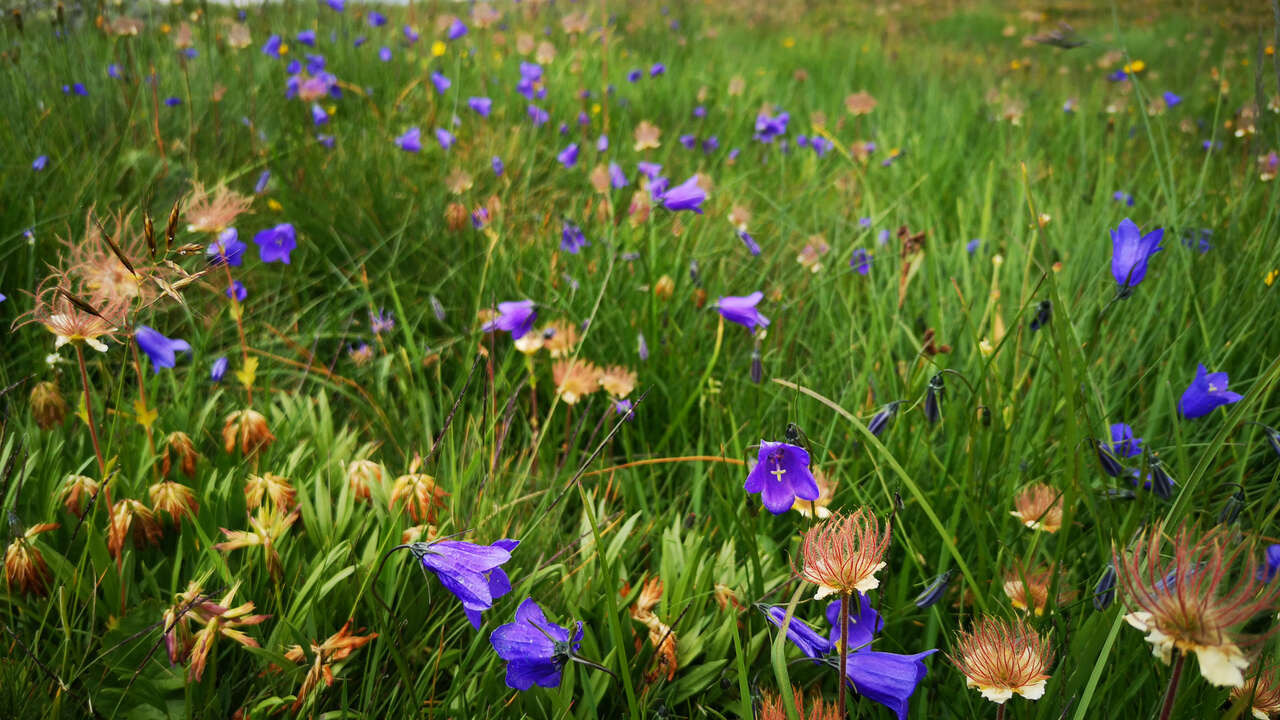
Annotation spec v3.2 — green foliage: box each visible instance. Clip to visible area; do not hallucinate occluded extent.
[1,1,1279,719]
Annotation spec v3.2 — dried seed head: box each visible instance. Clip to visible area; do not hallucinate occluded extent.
[552,359,601,405]
[798,508,891,599]
[183,182,252,234]
[758,687,842,720]
[1114,523,1280,688]
[1001,561,1070,616]
[1230,663,1280,720]
[949,616,1053,705]
[599,365,637,398]
[1009,483,1064,533]
[30,380,67,429]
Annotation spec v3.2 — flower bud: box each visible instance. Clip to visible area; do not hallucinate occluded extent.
[161,431,198,478]
[1092,563,1117,611]
[923,373,944,424]
[654,274,674,301]
[30,380,67,430]
[444,202,469,231]
[914,569,954,608]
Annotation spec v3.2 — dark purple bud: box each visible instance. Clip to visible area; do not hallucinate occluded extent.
[914,569,953,609]
[750,346,762,384]
[867,401,901,437]
[430,295,446,322]
[1029,300,1052,331]
[1262,425,1280,458]
[923,374,944,424]
[1217,486,1245,526]
[689,259,700,286]
[1091,438,1125,477]
[1100,488,1136,501]
[1093,564,1117,611]
[1148,453,1176,501]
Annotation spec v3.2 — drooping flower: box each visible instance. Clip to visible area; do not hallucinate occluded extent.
[446,17,468,40]
[389,471,448,523]
[1114,522,1280,687]
[411,538,518,628]
[135,326,191,373]
[1002,562,1068,615]
[754,110,790,143]
[279,622,377,713]
[799,509,891,599]
[185,583,270,681]
[490,598,584,690]
[737,229,761,256]
[867,401,901,437]
[253,223,297,264]
[58,474,99,517]
[5,521,59,596]
[30,381,67,430]
[761,594,935,720]
[468,96,492,117]
[435,127,456,150]
[222,408,275,456]
[1110,218,1163,290]
[108,498,163,558]
[949,616,1053,704]
[160,431,199,479]
[244,472,296,512]
[482,300,537,339]
[850,248,872,274]
[1179,364,1244,418]
[1260,545,1280,583]
[1009,483,1063,533]
[743,440,819,514]
[714,291,769,331]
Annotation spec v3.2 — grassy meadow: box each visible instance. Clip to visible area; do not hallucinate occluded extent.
[3,0,1280,718]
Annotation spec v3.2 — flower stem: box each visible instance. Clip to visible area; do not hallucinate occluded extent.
[130,341,158,460]
[1158,651,1185,720]
[995,704,1006,720]
[222,263,253,405]
[75,343,108,480]
[837,590,851,717]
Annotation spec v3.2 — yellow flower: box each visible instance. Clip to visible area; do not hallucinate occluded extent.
[782,36,795,48]
[267,198,283,212]
[1266,269,1278,287]
[431,40,446,57]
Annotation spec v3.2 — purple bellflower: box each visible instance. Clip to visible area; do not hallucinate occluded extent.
[225,280,247,302]
[435,128,456,150]
[657,175,705,213]
[737,229,761,256]
[743,440,819,514]
[1110,423,1143,458]
[484,300,537,340]
[560,220,588,253]
[1110,218,1163,290]
[557,143,580,168]
[135,326,191,373]
[715,292,769,331]
[253,223,297,264]
[415,538,518,628]
[446,18,468,40]
[395,127,422,152]
[1179,364,1243,419]
[431,72,451,94]
[468,96,492,117]
[210,356,228,382]
[490,598,584,690]
[207,228,246,266]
